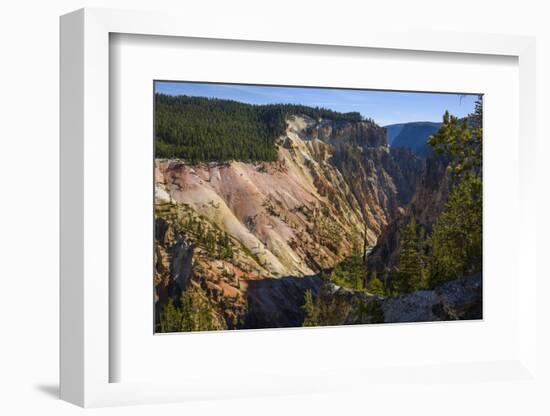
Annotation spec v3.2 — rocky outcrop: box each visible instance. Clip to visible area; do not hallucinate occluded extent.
[382,290,436,323]
[383,273,482,322]
[306,118,386,147]
[155,217,194,291]
[432,273,482,320]
[154,218,195,325]
[316,274,482,325]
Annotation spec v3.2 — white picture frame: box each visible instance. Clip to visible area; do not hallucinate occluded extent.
[60,7,538,407]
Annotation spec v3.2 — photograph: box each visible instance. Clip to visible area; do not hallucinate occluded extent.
[153,81,483,333]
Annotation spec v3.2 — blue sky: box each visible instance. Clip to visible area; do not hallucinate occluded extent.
[155,81,479,126]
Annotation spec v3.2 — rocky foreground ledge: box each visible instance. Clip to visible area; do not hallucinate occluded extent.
[245,273,482,328]
[321,273,482,325]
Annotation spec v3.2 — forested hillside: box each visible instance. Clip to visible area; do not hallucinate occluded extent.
[155,94,375,162]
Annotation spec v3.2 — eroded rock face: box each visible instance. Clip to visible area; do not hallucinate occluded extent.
[155,217,194,291]
[306,119,386,147]
[367,152,453,272]
[154,218,195,325]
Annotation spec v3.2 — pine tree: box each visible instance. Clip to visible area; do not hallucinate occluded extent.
[329,252,365,290]
[302,289,317,327]
[428,174,482,287]
[181,289,216,331]
[179,291,194,331]
[382,267,391,295]
[193,291,216,331]
[367,276,385,296]
[160,298,183,332]
[428,96,482,176]
[394,218,422,294]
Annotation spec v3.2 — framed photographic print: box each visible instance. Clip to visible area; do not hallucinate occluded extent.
[60,8,538,408]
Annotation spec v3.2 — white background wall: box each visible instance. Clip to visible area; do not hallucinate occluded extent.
[0,0,548,414]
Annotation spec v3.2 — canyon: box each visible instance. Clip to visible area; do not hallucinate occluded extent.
[154,113,479,330]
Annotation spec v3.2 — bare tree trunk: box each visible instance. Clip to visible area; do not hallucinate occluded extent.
[362,221,368,263]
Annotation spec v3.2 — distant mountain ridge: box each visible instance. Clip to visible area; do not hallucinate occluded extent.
[384,121,442,157]
[385,123,407,145]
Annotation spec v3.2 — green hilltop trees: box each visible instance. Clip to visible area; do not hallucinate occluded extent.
[155,93,376,163]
